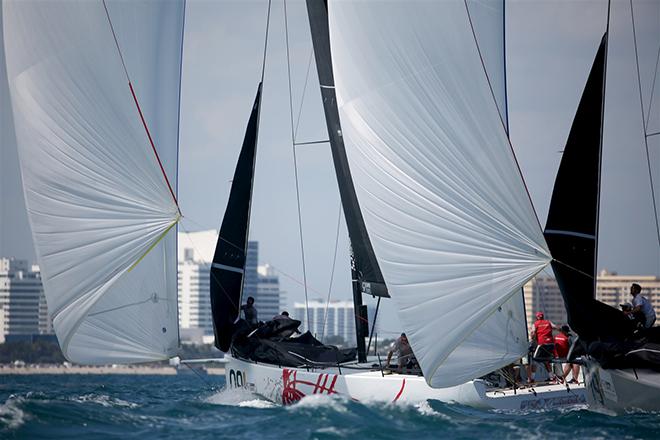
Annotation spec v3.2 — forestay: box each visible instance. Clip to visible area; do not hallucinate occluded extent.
[3,0,184,364]
[329,1,551,387]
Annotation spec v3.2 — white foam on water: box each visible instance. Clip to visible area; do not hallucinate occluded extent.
[70,394,138,408]
[0,395,29,430]
[205,387,276,409]
[287,394,349,413]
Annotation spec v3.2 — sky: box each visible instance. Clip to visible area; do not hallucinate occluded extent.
[2,1,659,336]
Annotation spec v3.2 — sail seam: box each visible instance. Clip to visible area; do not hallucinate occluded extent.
[211,263,245,274]
[544,229,596,240]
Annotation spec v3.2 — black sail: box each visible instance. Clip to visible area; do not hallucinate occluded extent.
[544,34,628,341]
[210,84,262,352]
[306,0,388,299]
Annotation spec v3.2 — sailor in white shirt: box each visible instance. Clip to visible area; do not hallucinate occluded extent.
[629,283,657,328]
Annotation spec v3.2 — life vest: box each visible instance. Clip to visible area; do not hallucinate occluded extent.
[534,319,553,345]
[554,333,570,358]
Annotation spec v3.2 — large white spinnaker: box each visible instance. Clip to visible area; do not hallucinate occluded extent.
[2,0,184,364]
[329,1,551,387]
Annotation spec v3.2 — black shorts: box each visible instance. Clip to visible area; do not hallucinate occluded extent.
[533,344,555,361]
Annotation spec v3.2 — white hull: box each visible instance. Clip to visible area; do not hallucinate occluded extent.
[584,358,660,413]
[225,355,585,410]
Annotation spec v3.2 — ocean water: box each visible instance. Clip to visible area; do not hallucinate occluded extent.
[1,374,658,439]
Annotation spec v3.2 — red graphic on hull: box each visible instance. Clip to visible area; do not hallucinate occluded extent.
[281,368,338,405]
[281,368,407,405]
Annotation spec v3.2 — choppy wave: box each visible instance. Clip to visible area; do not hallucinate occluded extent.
[1,374,659,440]
[0,395,29,431]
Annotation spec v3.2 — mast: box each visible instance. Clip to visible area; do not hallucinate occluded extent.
[306,0,388,362]
[544,30,629,341]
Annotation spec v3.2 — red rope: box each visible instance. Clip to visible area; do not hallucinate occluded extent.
[128,82,180,211]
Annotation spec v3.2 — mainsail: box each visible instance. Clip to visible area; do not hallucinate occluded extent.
[211,84,263,352]
[544,34,630,341]
[3,1,185,363]
[329,1,551,387]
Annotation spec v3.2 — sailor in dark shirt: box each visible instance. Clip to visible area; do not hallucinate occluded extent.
[241,296,258,327]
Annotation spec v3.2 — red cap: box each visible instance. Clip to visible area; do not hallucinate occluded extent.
[536,312,544,319]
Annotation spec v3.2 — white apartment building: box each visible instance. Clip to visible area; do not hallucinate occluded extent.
[0,258,52,342]
[523,270,660,329]
[294,300,356,344]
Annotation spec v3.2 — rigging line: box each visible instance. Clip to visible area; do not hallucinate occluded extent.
[366,296,381,356]
[631,0,660,253]
[552,258,595,281]
[183,362,216,390]
[294,140,330,146]
[294,48,315,141]
[181,214,244,253]
[645,41,660,132]
[101,0,180,213]
[463,0,545,235]
[321,202,343,340]
[284,0,311,328]
[647,131,660,138]
[260,0,272,83]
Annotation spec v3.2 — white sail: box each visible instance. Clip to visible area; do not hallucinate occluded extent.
[329,1,551,387]
[465,0,508,130]
[2,0,184,364]
[0,3,34,262]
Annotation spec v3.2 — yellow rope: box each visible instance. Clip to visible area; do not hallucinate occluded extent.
[128,216,180,273]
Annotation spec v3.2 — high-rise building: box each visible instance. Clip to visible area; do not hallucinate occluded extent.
[0,258,51,342]
[523,270,660,329]
[294,300,356,344]
[244,241,259,301]
[178,258,213,341]
[257,264,284,320]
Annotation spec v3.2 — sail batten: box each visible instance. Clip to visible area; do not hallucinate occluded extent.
[329,1,550,387]
[3,0,185,364]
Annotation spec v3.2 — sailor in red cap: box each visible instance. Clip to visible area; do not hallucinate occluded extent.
[527,311,560,383]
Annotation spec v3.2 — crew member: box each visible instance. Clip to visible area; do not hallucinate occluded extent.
[627,283,656,329]
[241,296,258,328]
[528,312,559,382]
[554,325,579,384]
[386,333,416,373]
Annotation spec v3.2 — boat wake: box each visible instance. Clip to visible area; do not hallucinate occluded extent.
[205,386,276,409]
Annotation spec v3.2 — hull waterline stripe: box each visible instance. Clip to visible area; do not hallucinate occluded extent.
[212,263,244,274]
[544,229,596,240]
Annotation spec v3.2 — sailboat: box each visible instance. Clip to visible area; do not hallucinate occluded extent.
[3,0,185,364]
[3,0,585,410]
[215,1,585,409]
[544,3,660,413]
